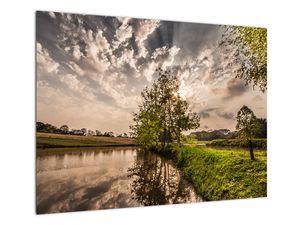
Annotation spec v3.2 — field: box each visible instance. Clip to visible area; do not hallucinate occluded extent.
[206,138,267,149]
[175,145,267,200]
[36,132,136,149]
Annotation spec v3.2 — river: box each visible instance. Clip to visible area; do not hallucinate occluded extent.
[36,146,202,214]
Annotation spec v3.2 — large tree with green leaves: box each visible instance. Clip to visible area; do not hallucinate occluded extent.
[236,105,260,160]
[130,68,200,151]
[220,26,267,92]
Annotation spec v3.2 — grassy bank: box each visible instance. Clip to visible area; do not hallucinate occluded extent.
[37,132,136,149]
[163,145,267,201]
[206,138,267,149]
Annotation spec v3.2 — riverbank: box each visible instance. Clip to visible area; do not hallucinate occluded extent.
[36,132,136,149]
[156,145,267,201]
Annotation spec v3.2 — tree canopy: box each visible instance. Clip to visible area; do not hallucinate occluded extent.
[236,105,260,140]
[130,68,200,151]
[236,105,261,160]
[220,26,267,92]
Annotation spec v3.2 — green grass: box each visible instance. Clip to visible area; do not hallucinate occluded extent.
[174,145,267,201]
[206,138,267,149]
[36,132,136,149]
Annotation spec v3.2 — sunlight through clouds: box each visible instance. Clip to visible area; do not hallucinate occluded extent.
[36,11,266,133]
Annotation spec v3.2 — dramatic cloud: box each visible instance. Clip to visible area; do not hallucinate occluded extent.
[36,11,267,133]
[113,17,133,49]
[36,43,59,74]
[216,111,235,120]
[211,78,249,100]
[152,46,180,69]
[198,107,234,121]
[133,19,160,58]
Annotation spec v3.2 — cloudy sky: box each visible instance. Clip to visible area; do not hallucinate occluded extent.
[36,11,266,134]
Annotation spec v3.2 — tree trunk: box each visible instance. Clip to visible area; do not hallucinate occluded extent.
[248,139,255,161]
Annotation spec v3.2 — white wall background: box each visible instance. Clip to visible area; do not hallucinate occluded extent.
[0,0,299,224]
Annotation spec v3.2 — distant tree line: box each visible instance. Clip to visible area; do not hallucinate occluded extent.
[190,129,238,141]
[190,118,266,141]
[36,121,129,138]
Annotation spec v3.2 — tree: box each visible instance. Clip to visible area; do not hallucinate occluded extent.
[255,118,267,138]
[36,122,58,133]
[103,131,114,137]
[220,26,267,92]
[236,105,260,160]
[96,130,102,136]
[81,128,87,135]
[130,68,200,151]
[59,125,69,134]
[87,130,95,136]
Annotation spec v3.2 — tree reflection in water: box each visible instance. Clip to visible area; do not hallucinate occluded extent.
[128,149,200,206]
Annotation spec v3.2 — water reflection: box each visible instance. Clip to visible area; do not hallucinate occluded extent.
[128,149,201,206]
[36,147,201,214]
[36,147,140,214]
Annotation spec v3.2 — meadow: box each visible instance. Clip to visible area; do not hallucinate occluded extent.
[174,145,267,200]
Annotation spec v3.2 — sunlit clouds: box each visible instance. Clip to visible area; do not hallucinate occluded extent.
[36,11,266,134]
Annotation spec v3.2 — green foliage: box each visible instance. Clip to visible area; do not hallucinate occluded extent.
[206,138,267,149]
[134,110,163,150]
[131,68,200,151]
[255,118,267,138]
[36,121,59,133]
[220,26,267,92]
[236,105,260,140]
[176,146,267,200]
[235,105,263,160]
[182,134,198,146]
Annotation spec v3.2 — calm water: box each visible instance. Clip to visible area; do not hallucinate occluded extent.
[36,147,202,214]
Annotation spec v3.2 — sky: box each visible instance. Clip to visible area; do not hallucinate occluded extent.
[36,11,266,135]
